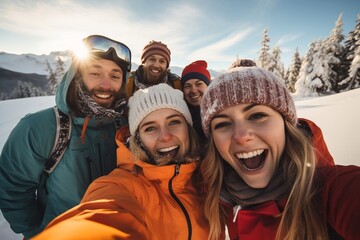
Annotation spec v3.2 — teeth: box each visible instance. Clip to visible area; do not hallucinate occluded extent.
[96,94,111,99]
[158,146,178,152]
[236,149,264,159]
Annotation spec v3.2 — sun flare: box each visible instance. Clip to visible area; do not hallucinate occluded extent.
[70,40,89,60]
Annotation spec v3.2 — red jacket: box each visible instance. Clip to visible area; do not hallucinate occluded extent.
[224,119,356,240]
[297,118,334,166]
[224,165,360,240]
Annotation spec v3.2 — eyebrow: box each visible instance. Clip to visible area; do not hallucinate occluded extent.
[184,79,203,86]
[139,113,183,129]
[89,64,122,73]
[212,103,258,119]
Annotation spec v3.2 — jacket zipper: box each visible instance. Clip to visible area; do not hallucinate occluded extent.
[86,157,93,183]
[168,164,192,240]
[97,143,104,175]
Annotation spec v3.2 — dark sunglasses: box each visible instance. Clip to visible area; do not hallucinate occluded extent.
[82,35,131,71]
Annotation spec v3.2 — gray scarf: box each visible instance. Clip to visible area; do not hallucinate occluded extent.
[75,77,126,119]
[220,162,291,208]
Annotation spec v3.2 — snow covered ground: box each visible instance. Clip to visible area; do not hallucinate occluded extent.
[0,89,360,239]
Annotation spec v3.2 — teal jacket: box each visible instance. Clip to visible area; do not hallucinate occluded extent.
[0,63,126,238]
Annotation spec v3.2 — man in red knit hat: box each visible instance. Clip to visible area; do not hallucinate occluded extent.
[181,60,211,154]
[125,40,181,99]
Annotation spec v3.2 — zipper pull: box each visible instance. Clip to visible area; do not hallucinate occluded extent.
[233,205,241,222]
[174,164,180,176]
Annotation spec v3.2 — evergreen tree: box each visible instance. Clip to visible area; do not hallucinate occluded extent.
[295,41,321,96]
[340,14,360,90]
[0,92,9,100]
[10,81,43,99]
[311,40,335,94]
[339,38,360,90]
[257,28,271,70]
[287,48,302,93]
[47,59,58,95]
[55,57,65,83]
[268,46,284,79]
[324,13,345,92]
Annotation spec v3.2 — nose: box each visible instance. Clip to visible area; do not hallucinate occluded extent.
[232,122,253,145]
[100,75,111,89]
[189,85,197,93]
[158,127,172,142]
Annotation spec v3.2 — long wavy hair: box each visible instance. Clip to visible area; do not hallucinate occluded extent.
[200,120,328,240]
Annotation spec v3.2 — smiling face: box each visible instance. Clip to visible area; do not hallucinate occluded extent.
[80,58,123,108]
[143,54,168,84]
[138,108,190,164]
[210,103,286,188]
[183,79,208,107]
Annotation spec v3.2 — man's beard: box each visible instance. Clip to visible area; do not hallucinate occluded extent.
[87,87,122,109]
[143,68,167,85]
[75,77,126,119]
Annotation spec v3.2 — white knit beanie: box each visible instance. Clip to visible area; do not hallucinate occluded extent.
[128,83,193,135]
[201,62,297,137]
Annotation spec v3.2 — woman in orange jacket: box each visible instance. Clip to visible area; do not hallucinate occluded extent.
[33,83,209,240]
[199,60,360,240]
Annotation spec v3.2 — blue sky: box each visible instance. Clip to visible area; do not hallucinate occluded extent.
[0,0,359,71]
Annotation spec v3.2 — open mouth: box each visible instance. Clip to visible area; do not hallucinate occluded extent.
[157,145,179,158]
[190,95,200,99]
[150,68,161,75]
[95,93,112,99]
[235,149,267,171]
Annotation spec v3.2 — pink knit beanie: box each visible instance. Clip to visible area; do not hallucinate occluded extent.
[201,60,297,137]
[141,40,171,68]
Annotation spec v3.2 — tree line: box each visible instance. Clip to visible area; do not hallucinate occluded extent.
[256,13,360,97]
[0,57,65,100]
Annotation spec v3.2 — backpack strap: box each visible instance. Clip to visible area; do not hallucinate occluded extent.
[44,106,72,174]
[168,72,182,90]
[125,72,136,101]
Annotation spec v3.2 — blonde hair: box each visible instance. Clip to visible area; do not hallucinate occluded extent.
[201,120,328,240]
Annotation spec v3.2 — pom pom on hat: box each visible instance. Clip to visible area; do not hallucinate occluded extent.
[181,60,211,87]
[229,58,257,69]
[141,40,171,68]
[128,83,192,135]
[201,60,297,137]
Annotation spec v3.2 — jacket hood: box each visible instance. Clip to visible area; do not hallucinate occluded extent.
[55,62,121,128]
[55,62,77,115]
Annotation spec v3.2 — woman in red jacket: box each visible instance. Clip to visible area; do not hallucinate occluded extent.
[199,60,360,240]
[33,83,209,240]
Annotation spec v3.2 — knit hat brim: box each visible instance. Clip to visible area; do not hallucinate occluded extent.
[200,66,297,137]
[128,83,192,135]
[141,41,171,68]
[181,72,210,87]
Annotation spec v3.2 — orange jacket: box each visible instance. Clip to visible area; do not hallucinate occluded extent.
[33,134,209,240]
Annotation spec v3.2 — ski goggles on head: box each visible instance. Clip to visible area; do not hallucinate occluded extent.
[82,35,132,71]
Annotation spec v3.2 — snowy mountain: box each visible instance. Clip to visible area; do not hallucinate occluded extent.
[0,51,73,75]
[0,51,219,78]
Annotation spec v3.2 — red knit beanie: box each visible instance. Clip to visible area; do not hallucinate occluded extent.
[201,59,297,137]
[181,60,211,88]
[141,40,171,68]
